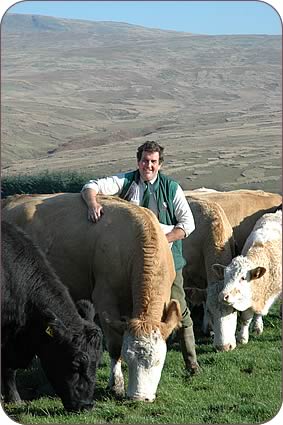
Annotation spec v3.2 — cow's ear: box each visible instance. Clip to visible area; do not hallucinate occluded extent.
[212,264,225,280]
[45,320,68,340]
[85,323,103,347]
[44,309,68,340]
[250,267,266,280]
[102,311,127,335]
[160,299,182,340]
[76,299,95,321]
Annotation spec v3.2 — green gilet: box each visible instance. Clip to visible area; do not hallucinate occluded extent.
[120,170,186,271]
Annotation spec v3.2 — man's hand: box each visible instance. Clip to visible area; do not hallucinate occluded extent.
[87,203,104,222]
[165,227,186,243]
[81,188,104,222]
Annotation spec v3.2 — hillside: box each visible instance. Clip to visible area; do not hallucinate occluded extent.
[1,13,281,192]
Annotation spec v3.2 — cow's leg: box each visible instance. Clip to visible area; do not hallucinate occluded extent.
[202,302,213,336]
[104,335,125,397]
[108,358,125,397]
[237,308,254,344]
[2,368,22,403]
[103,327,125,397]
[253,314,264,335]
[93,285,125,397]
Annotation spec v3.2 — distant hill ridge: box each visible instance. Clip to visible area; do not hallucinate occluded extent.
[3,13,192,37]
[1,13,281,194]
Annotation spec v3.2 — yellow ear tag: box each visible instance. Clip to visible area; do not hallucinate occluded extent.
[45,326,54,337]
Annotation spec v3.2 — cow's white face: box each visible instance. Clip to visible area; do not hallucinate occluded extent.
[121,328,166,402]
[206,282,237,351]
[217,257,254,312]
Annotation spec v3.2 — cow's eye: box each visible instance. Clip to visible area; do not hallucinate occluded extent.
[240,276,245,281]
[72,359,80,371]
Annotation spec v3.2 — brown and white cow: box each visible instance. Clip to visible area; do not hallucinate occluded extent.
[182,190,281,350]
[213,209,282,345]
[2,193,181,402]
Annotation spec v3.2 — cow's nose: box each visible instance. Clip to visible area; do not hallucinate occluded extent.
[219,292,228,303]
[215,343,235,352]
[220,293,231,303]
[129,394,155,402]
[64,401,94,412]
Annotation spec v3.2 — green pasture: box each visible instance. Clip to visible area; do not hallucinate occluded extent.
[2,303,281,424]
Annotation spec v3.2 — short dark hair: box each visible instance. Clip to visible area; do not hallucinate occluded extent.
[136,141,164,163]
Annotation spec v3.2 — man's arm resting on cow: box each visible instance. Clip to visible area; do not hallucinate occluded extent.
[166,227,186,243]
[81,188,103,222]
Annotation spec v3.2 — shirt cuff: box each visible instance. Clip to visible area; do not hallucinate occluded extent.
[175,223,194,238]
[81,182,99,193]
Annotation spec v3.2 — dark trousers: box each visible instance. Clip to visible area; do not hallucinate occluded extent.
[170,269,193,328]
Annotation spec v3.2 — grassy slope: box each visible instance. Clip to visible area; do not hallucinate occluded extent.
[3,303,281,424]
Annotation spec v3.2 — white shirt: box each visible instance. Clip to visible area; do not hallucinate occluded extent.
[82,172,195,238]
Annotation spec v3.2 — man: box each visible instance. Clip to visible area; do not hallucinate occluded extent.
[81,141,200,375]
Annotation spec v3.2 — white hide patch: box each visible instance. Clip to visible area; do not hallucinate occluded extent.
[243,210,282,253]
[109,358,124,392]
[219,211,282,315]
[261,293,281,316]
[206,282,237,351]
[121,328,167,402]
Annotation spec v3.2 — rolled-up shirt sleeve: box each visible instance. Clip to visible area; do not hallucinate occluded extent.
[173,185,195,237]
[81,173,126,196]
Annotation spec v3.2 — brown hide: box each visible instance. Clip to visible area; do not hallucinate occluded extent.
[2,193,178,339]
[185,189,282,252]
[183,199,235,290]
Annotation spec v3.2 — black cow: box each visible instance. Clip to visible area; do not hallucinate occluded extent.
[1,221,103,411]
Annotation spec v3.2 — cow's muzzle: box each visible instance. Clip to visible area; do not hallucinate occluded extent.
[214,342,236,352]
[63,400,94,412]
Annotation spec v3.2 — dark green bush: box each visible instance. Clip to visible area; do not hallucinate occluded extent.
[1,170,98,197]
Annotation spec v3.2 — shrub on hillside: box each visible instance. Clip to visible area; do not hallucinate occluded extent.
[1,170,97,197]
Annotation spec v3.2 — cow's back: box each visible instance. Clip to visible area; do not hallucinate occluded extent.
[2,193,175,311]
[183,199,235,288]
[185,189,281,251]
[2,193,92,299]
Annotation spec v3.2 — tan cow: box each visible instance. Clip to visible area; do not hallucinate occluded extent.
[184,189,282,251]
[182,199,238,350]
[2,193,181,402]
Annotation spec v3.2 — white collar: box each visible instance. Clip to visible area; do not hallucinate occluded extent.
[140,175,158,186]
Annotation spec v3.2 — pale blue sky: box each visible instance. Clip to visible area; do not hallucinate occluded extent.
[1,0,282,35]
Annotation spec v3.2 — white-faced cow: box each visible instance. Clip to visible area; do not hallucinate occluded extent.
[182,190,281,350]
[213,209,282,344]
[1,221,103,411]
[2,194,181,402]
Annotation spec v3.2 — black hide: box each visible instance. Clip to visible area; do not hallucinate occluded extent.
[1,221,103,411]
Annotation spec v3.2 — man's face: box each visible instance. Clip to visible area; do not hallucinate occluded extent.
[138,151,162,182]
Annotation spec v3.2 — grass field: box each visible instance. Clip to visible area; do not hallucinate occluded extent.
[2,302,281,424]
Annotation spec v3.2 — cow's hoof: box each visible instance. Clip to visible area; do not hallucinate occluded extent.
[186,362,201,376]
[254,327,263,335]
[112,387,125,398]
[237,337,248,345]
[109,381,125,398]
[4,398,25,404]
